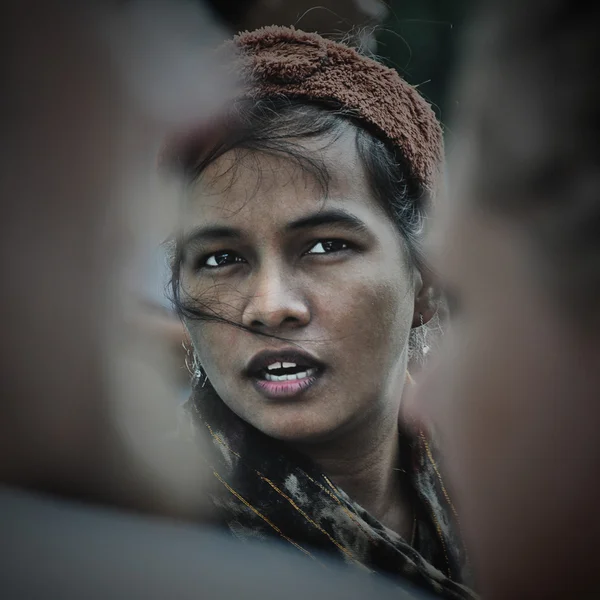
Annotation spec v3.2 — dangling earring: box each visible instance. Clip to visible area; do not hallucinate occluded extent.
[182,340,208,387]
[420,313,430,361]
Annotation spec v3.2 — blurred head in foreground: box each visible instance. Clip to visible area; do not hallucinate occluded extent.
[415,1,600,598]
[0,0,232,516]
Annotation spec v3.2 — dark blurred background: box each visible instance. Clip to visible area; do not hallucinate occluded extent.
[377,0,472,127]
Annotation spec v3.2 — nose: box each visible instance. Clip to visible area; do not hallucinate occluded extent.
[241,264,310,332]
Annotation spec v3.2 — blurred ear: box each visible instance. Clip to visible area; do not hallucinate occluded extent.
[412,267,438,327]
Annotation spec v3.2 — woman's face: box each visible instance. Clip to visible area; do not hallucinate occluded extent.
[412,178,600,597]
[179,131,419,443]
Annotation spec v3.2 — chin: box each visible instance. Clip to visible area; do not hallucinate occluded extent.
[255,410,346,445]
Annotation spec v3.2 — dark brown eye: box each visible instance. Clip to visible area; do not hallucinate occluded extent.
[203,251,245,268]
[306,240,349,254]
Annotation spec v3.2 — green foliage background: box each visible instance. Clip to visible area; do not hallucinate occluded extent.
[376,1,473,128]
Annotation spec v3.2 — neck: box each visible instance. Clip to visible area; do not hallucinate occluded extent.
[292,407,411,535]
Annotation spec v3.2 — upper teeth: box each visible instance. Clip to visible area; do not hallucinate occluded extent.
[264,368,316,382]
[267,361,297,370]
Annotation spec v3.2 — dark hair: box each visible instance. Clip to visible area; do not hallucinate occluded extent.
[167,97,435,368]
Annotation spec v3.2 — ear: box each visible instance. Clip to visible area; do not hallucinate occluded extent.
[412,266,438,328]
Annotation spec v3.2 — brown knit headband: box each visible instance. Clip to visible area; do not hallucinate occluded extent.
[225,26,443,193]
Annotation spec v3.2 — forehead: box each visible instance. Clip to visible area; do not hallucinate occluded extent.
[183,130,384,225]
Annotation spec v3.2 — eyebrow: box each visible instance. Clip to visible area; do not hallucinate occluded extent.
[181,209,370,248]
[286,209,370,235]
[182,225,242,248]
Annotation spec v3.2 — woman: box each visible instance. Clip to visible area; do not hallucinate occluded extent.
[411,1,600,598]
[166,27,474,599]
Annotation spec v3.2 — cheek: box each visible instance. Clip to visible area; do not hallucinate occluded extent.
[187,321,240,373]
[314,264,413,353]
[180,273,247,324]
